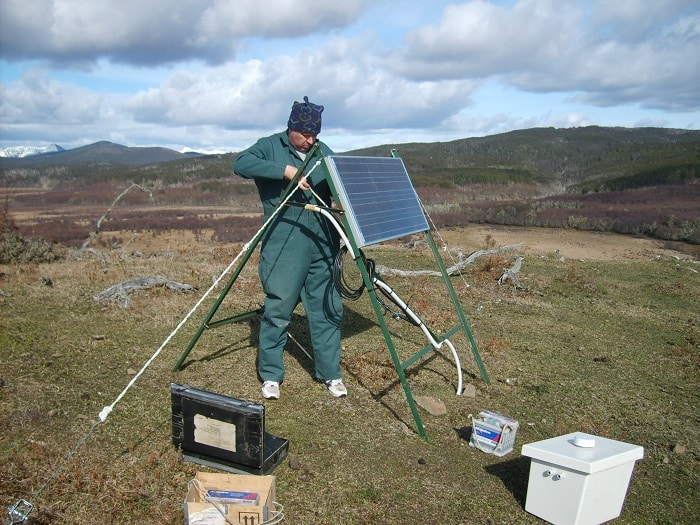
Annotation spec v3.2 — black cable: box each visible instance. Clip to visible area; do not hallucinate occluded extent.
[375,281,419,326]
[333,244,368,300]
[333,245,418,325]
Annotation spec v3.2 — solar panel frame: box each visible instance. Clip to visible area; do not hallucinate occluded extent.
[324,155,429,247]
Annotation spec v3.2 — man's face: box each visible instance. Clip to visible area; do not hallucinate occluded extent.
[288,129,317,153]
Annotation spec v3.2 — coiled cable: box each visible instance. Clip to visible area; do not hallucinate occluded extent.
[333,245,416,325]
[333,244,370,300]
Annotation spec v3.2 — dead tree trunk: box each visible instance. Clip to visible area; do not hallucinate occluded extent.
[81,183,153,250]
[498,256,524,289]
[375,243,523,277]
[93,276,194,308]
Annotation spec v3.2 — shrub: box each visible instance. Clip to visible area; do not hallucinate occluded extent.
[0,208,60,263]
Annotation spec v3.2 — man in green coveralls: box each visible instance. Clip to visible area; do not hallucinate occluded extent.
[234,96,346,400]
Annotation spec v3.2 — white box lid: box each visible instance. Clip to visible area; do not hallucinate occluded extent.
[521,432,644,474]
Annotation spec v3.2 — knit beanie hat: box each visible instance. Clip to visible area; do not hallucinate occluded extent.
[287,96,323,135]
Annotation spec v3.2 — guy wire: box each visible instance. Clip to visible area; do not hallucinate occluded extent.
[21,419,102,506]
[416,194,473,292]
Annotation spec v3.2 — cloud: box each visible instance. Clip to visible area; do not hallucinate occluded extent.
[126,61,270,128]
[197,0,366,41]
[121,35,481,135]
[395,0,700,111]
[395,0,581,79]
[0,68,103,124]
[592,0,699,42]
[0,0,367,65]
[0,0,698,151]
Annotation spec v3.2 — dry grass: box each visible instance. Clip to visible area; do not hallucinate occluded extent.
[1,229,699,524]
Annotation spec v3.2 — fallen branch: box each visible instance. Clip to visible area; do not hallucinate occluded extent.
[93,276,195,308]
[498,256,524,289]
[376,243,523,277]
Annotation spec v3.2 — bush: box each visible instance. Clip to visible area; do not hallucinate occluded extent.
[0,209,60,263]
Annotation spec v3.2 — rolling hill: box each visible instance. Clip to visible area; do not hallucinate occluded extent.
[1,127,698,192]
[350,126,700,190]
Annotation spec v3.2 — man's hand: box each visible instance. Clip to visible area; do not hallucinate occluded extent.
[284,165,310,190]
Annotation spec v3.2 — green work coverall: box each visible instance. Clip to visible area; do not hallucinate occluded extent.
[234,131,343,384]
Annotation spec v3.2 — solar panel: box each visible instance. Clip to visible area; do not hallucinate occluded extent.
[324,155,429,247]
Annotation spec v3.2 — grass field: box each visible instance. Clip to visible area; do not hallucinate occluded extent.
[1,227,698,524]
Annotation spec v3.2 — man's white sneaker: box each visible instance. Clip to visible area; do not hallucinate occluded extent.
[261,381,280,399]
[325,379,347,398]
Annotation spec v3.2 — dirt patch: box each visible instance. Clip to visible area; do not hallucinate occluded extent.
[437,224,695,262]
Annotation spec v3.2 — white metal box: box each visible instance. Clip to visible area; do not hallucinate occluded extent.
[521,432,643,525]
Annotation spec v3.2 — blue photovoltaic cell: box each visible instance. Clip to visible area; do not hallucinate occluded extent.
[324,156,429,247]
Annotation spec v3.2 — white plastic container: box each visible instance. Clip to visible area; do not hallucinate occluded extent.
[521,432,644,525]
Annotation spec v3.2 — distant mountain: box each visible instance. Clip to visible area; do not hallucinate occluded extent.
[0,144,65,158]
[0,141,198,167]
[1,128,698,192]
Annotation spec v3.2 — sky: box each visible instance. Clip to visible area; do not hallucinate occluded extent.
[1,0,699,153]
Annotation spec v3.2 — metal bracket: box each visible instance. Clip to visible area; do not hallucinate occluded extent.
[7,499,33,524]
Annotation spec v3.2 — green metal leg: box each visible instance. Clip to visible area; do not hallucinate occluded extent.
[425,230,490,384]
[366,285,428,440]
[172,247,259,371]
[353,249,428,440]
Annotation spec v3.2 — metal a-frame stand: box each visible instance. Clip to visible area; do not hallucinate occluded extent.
[321,152,489,440]
[173,146,489,440]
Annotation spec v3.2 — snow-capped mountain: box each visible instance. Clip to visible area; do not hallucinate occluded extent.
[0,144,65,158]
[179,146,229,155]
[0,143,228,159]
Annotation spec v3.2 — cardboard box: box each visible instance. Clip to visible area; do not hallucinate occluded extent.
[184,472,277,525]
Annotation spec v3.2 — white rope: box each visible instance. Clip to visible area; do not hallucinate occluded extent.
[307,184,328,207]
[99,161,321,422]
[98,251,241,421]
